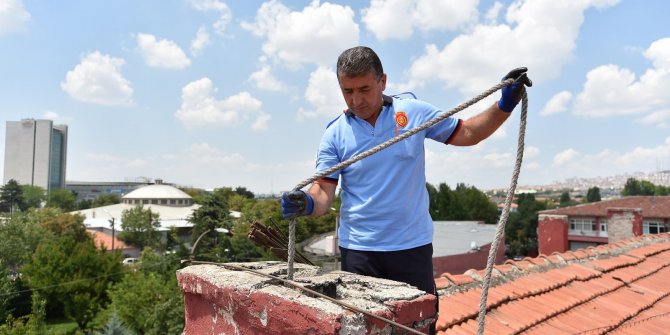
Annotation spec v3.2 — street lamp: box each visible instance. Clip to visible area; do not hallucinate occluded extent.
[103,209,116,251]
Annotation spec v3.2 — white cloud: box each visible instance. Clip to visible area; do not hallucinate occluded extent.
[242,0,359,67]
[402,0,619,95]
[573,37,670,118]
[61,51,133,106]
[249,65,285,91]
[190,26,211,56]
[137,33,191,69]
[553,148,579,166]
[541,91,572,116]
[190,0,232,36]
[175,77,263,129]
[524,146,540,158]
[361,0,478,41]
[298,66,346,120]
[636,109,670,128]
[0,0,30,35]
[542,138,670,181]
[485,2,504,23]
[251,113,272,131]
[483,152,513,167]
[42,111,59,120]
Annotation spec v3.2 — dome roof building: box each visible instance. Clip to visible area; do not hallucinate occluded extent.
[122,183,193,207]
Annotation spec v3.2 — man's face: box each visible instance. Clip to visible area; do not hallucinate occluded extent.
[338,71,386,124]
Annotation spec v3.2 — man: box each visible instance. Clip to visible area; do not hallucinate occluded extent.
[282,46,531,334]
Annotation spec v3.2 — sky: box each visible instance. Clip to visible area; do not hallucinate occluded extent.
[1,0,669,195]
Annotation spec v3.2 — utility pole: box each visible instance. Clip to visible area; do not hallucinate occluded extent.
[103,209,116,251]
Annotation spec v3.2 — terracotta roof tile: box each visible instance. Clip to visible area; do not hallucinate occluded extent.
[538,196,670,218]
[435,233,670,334]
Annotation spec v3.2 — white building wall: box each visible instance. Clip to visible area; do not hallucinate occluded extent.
[3,119,67,191]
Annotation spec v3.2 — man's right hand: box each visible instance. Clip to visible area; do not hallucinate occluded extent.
[281,190,314,219]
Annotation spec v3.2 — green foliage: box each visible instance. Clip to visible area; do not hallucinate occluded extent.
[0,263,17,323]
[586,186,601,202]
[233,186,255,199]
[23,236,123,331]
[0,210,51,272]
[505,193,547,257]
[118,206,161,251]
[19,185,46,211]
[427,182,498,223]
[92,194,121,207]
[1,179,23,213]
[106,253,184,335]
[46,189,77,212]
[95,311,136,335]
[0,292,47,335]
[189,189,232,260]
[621,178,670,196]
[39,213,91,243]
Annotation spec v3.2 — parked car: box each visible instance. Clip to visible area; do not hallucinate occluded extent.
[122,257,139,265]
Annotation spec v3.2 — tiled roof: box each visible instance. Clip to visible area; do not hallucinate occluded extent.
[538,196,670,218]
[87,229,129,251]
[434,233,670,334]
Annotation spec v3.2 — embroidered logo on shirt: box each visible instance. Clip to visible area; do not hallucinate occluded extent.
[394,111,408,128]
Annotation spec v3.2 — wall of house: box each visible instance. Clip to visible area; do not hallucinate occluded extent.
[432,238,506,276]
[538,214,569,255]
[177,262,436,335]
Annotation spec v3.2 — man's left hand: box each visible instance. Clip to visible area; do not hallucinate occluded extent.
[498,67,533,113]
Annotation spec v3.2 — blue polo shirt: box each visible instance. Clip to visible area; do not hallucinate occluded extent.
[316,97,461,251]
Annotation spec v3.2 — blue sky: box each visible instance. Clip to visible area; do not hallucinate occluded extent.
[1,0,669,195]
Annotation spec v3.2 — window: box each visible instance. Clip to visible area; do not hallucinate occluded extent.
[643,220,669,234]
[570,218,595,232]
[599,219,607,232]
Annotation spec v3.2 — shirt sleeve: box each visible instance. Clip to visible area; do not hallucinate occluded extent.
[315,127,342,181]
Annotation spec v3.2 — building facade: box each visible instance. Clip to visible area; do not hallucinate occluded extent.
[3,119,68,191]
[537,196,670,255]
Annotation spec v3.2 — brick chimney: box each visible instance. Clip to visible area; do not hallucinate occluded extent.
[177,262,436,334]
[607,207,643,243]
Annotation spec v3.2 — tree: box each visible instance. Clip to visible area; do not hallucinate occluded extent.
[189,188,232,260]
[92,194,121,207]
[0,179,23,213]
[586,186,601,202]
[621,178,668,196]
[0,210,50,273]
[46,188,77,212]
[107,249,183,335]
[23,236,123,331]
[39,212,91,243]
[118,206,161,250]
[505,193,546,257]
[0,292,47,335]
[19,185,45,211]
[0,262,17,323]
[234,186,255,199]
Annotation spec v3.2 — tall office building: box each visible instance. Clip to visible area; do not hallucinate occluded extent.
[3,119,68,191]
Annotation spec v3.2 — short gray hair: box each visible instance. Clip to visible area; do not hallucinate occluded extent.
[336,46,384,80]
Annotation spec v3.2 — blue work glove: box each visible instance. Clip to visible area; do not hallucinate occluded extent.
[281,190,314,219]
[498,67,533,113]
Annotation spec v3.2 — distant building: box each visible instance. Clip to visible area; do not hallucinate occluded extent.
[71,181,240,252]
[537,196,670,254]
[3,119,68,191]
[304,221,506,276]
[66,180,153,202]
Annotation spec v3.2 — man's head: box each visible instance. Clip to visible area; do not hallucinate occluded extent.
[336,46,384,80]
[336,46,386,125]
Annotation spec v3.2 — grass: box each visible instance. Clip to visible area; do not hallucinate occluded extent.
[46,317,78,335]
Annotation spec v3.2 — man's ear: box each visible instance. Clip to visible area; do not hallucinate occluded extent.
[380,73,387,91]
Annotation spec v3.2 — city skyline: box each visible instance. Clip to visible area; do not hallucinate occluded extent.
[1,0,669,194]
